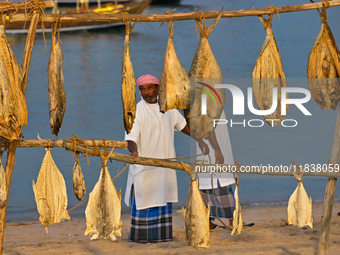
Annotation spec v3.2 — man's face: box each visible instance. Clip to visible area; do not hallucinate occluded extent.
[139,84,159,104]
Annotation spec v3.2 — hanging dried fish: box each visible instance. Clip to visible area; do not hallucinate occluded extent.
[185,10,226,139]
[159,22,190,112]
[0,24,27,141]
[0,156,6,209]
[85,151,122,241]
[287,171,313,229]
[32,148,70,233]
[121,21,137,134]
[252,15,288,126]
[181,162,210,249]
[48,24,66,136]
[231,175,242,235]
[307,4,340,110]
[72,155,86,201]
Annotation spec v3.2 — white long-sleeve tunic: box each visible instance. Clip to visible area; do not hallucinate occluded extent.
[197,110,235,189]
[124,99,186,210]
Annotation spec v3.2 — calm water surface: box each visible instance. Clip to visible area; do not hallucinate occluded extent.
[4,0,340,221]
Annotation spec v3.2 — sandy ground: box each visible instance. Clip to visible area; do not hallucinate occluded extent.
[3,203,340,255]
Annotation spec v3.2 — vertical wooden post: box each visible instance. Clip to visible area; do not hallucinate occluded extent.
[317,106,340,255]
[0,141,18,254]
[0,11,40,255]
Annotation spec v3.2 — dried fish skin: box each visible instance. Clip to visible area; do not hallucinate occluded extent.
[121,21,136,134]
[187,11,225,139]
[182,178,210,249]
[252,17,288,126]
[231,183,242,235]
[307,8,340,110]
[287,174,313,229]
[73,161,86,201]
[0,25,27,141]
[181,161,209,248]
[85,160,122,241]
[0,158,6,208]
[32,149,70,232]
[159,23,190,112]
[48,28,66,136]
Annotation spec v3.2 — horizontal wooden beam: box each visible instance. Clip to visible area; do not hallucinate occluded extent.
[8,0,340,24]
[0,139,127,150]
[1,0,54,13]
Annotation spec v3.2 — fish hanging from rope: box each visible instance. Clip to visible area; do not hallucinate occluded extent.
[121,21,137,134]
[181,161,210,249]
[159,22,190,112]
[85,150,122,241]
[72,154,86,201]
[32,148,70,233]
[0,156,6,209]
[48,23,66,136]
[307,3,340,110]
[287,171,313,229]
[231,174,242,235]
[252,12,288,126]
[185,10,226,140]
[0,24,27,141]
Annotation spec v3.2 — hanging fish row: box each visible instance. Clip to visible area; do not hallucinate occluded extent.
[32,148,122,240]
[121,5,340,135]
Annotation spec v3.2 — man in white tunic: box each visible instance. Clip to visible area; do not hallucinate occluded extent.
[125,74,208,243]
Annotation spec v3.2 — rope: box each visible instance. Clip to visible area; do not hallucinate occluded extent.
[0,1,18,26]
[159,9,176,29]
[121,11,129,23]
[74,152,80,165]
[264,4,280,30]
[323,0,330,9]
[195,10,205,40]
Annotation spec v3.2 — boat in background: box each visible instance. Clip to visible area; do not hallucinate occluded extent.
[6,0,153,34]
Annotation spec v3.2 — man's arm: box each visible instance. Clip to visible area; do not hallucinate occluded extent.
[127,140,138,157]
[181,124,210,155]
[208,131,224,164]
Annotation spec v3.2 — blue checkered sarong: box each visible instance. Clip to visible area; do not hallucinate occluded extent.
[200,182,235,220]
[128,185,172,242]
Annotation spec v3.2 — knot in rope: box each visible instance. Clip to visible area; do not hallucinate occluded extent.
[264,4,280,30]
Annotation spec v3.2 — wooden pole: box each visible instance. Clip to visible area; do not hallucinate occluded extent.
[317,106,340,255]
[63,140,189,171]
[8,0,340,24]
[0,139,127,150]
[0,141,17,254]
[0,0,54,12]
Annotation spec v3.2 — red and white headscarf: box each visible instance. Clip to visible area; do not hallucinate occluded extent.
[136,74,160,87]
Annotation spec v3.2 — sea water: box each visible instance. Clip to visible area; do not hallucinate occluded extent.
[3,0,340,222]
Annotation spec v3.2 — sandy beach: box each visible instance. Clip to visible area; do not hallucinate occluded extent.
[3,203,340,254]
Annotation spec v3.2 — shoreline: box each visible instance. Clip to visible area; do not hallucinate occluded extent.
[3,203,340,254]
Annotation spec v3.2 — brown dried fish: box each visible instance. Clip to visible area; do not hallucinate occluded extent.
[0,24,27,141]
[159,22,190,111]
[48,25,66,136]
[32,148,70,233]
[287,172,313,229]
[0,157,6,209]
[121,21,136,134]
[185,11,225,139]
[72,158,86,201]
[85,151,122,241]
[252,15,288,126]
[231,177,242,235]
[181,162,210,249]
[307,5,340,110]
